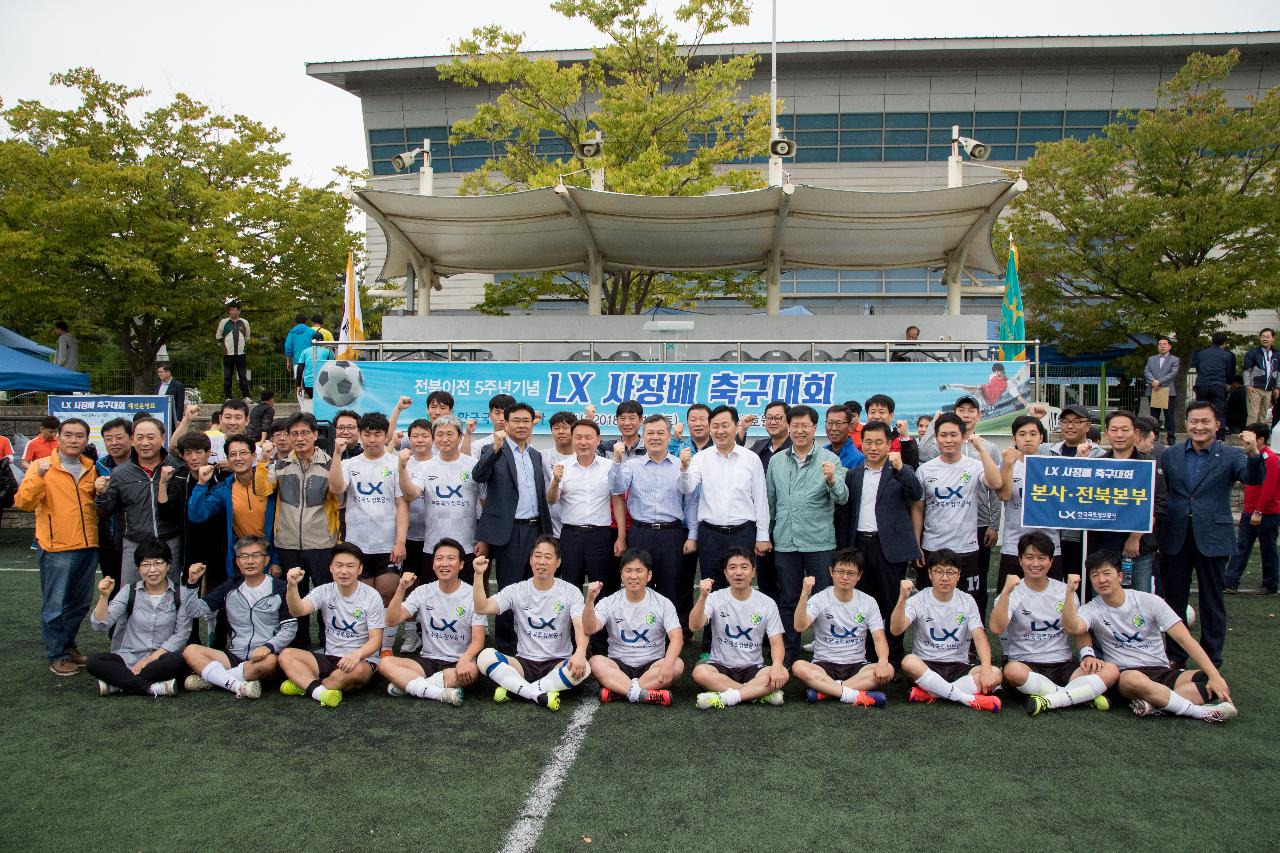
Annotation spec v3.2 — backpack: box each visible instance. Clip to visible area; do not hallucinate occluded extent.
[111,582,184,642]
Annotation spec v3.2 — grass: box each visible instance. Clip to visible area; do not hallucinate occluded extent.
[2,530,1277,852]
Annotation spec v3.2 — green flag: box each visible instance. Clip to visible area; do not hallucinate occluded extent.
[999,242,1025,361]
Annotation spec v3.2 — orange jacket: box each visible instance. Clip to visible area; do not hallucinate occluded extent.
[14,455,99,552]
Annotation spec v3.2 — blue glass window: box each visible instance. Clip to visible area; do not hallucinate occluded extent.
[975,111,1018,126]
[885,112,928,128]
[1020,110,1064,127]
[840,113,883,129]
[840,147,882,162]
[885,130,927,145]
[796,114,838,130]
[884,146,926,161]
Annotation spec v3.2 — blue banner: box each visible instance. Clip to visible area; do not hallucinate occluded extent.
[312,360,1035,435]
[1021,455,1155,533]
[49,395,172,455]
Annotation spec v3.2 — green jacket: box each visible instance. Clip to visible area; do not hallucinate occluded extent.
[766,446,848,552]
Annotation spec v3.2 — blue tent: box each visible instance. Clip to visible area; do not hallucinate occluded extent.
[0,346,90,392]
[0,326,54,360]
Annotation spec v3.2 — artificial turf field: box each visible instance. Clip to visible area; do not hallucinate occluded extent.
[1,534,1276,853]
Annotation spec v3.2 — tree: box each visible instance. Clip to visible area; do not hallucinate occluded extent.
[438,0,773,315]
[1001,50,1280,398]
[0,69,362,392]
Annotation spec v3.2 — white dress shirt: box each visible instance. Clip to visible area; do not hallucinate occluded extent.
[857,465,884,533]
[678,443,770,534]
[555,455,615,526]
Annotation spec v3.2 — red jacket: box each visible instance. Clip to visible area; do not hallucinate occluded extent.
[1244,446,1280,515]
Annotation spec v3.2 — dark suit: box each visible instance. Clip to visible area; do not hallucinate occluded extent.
[1157,440,1264,666]
[834,462,923,665]
[473,440,551,654]
[157,379,186,419]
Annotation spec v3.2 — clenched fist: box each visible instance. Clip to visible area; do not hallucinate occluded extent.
[399,448,412,466]
[1066,574,1081,594]
[586,581,603,600]
[286,567,306,586]
[197,465,215,484]
[900,579,915,597]
[821,460,836,484]
[680,447,691,470]
[613,442,625,463]
[472,555,490,576]
[888,451,903,470]
[98,576,116,595]
[465,419,477,434]
[491,430,506,451]
[1001,446,1022,466]
[184,404,201,420]
[552,463,564,482]
[396,395,412,410]
[159,466,175,483]
[258,439,274,458]
[187,562,207,583]
[801,575,816,593]
[94,476,110,495]
[333,437,348,455]
[698,577,714,596]
[1002,573,1021,594]
[399,572,417,591]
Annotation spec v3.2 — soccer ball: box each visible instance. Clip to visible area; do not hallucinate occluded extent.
[316,360,364,407]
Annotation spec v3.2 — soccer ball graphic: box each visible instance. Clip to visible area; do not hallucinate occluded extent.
[316,361,364,407]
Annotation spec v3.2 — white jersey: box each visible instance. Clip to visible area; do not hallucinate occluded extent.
[411,453,483,553]
[1078,589,1180,669]
[704,588,784,670]
[594,587,681,666]
[341,453,401,554]
[1001,458,1061,556]
[999,579,1077,664]
[404,456,431,542]
[806,587,884,665]
[542,447,574,537]
[493,578,585,662]
[305,582,386,664]
[401,581,487,662]
[902,588,982,663]
[917,455,985,552]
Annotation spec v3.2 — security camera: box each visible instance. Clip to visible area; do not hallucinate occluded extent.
[957,137,990,161]
[575,141,602,159]
[770,137,796,158]
[392,147,424,171]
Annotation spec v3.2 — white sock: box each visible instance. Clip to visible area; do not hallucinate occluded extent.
[533,659,588,695]
[628,678,644,702]
[1163,692,1207,719]
[915,670,975,705]
[407,672,446,700]
[227,663,247,682]
[1015,672,1058,696]
[147,682,167,697]
[840,687,859,703]
[311,685,329,702]
[721,688,742,706]
[477,649,540,701]
[1046,674,1106,709]
[202,661,241,692]
[954,675,979,695]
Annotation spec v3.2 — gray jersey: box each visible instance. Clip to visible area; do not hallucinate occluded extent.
[401,581,487,662]
[595,587,681,666]
[1078,590,1179,669]
[494,578,585,662]
[704,588,784,669]
[306,582,386,664]
[90,582,191,667]
[917,455,986,552]
[902,588,982,663]
[999,579,1076,664]
[806,587,884,665]
[1001,458,1062,556]
[412,454,483,553]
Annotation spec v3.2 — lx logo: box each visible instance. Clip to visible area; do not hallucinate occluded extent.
[435,484,463,499]
[331,615,358,632]
[928,627,960,642]
[620,628,650,644]
[829,625,860,639]
[528,616,557,630]
[429,617,459,632]
[1030,619,1061,631]
[724,625,754,640]
[355,481,384,496]
[933,486,963,499]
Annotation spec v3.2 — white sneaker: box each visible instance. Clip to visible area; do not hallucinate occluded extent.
[235,680,262,700]
[387,683,405,697]
[1129,698,1163,717]
[756,689,785,706]
[1201,701,1238,723]
[401,636,423,655]
[97,679,118,696]
[802,641,815,652]
[439,687,464,707]
[184,674,212,692]
[151,679,177,697]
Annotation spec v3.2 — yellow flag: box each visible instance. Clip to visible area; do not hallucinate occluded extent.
[337,252,363,360]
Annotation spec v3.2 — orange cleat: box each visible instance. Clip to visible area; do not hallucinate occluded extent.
[908,686,936,704]
[970,693,1002,713]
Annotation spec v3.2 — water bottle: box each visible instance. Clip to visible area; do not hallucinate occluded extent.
[1121,557,1134,588]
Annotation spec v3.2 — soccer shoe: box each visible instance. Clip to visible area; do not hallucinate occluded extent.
[97,679,118,696]
[536,691,561,711]
[401,636,423,655]
[386,683,406,697]
[1026,695,1050,717]
[754,689,785,706]
[969,694,1001,713]
[380,649,394,659]
[235,680,262,700]
[852,690,887,708]
[1185,605,1195,626]
[908,686,935,704]
[697,652,710,663]
[641,689,671,706]
[439,688,465,707]
[696,692,726,710]
[1129,698,1163,717]
[599,687,615,703]
[183,674,213,692]
[316,688,343,708]
[806,688,830,703]
[493,686,510,704]
[1091,693,1111,711]
[280,679,307,697]
[1201,701,1238,723]
[151,679,177,698]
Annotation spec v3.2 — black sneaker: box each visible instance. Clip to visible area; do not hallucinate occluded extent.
[1249,587,1279,596]
[1224,586,1239,595]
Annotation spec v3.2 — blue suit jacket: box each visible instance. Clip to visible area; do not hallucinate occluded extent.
[472,442,551,547]
[1158,440,1264,557]
[834,463,923,565]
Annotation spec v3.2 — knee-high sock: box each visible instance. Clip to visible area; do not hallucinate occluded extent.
[477,648,539,700]
[227,663,247,682]
[954,674,981,696]
[1163,691,1208,719]
[1015,671,1058,696]
[1045,674,1105,709]
[407,671,446,700]
[532,659,589,695]
[202,661,242,692]
[915,669,975,705]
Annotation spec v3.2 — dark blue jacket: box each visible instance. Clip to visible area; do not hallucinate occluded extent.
[1190,346,1236,388]
[188,477,278,575]
[1242,346,1279,390]
[1158,440,1264,557]
[835,462,924,564]
[472,442,551,547]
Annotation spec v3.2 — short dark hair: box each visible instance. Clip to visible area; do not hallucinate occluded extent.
[618,548,653,571]
[721,546,755,571]
[233,535,269,555]
[101,417,133,437]
[686,403,711,419]
[788,405,819,425]
[408,418,432,435]
[843,400,863,416]
[259,388,275,402]
[333,409,359,427]
[156,361,172,372]
[1262,328,1276,337]
[1017,531,1056,558]
[489,393,518,413]
[270,418,291,435]
[532,534,560,556]
[864,394,895,414]
[224,434,256,456]
[926,548,962,572]
[310,313,324,325]
[134,538,172,566]
[990,363,1006,375]
[1185,399,1218,420]
[221,398,249,415]
[1011,414,1047,442]
[1157,335,1172,345]
[331,542,365,563]
[860,420,892,441]
[1106,410,1138,429]
[432,537,466,561]
[1245,421,1272,445]
[549,410,578,429]
[40,415,60,430]
[57,417,90,436]
[572,418,601,436]
[933,412,967,435]
[764,400,791,418]
[642,414,670,430]
[358,412,389,432]
[504,402,536,422]
[175,432,211,454]
[54,320,69,332]
[615,400,643,418]
[132,416,166,435]
[426,390,455,410]
[1085,550,1122,575]
[708,404,739,424]
[1211,332,1229,347]
[294,312,307,323]
[285,412,318,433]
[829,547,864,572]
[825,404,850,421]
[210,408,222,425]
[1134,416,1158,437]
[227,300,242,310]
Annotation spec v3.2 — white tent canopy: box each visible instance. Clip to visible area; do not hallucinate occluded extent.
[349,179,1026,314]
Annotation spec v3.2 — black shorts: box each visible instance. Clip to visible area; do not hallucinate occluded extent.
[1126,665,1210,702]
[612,658,661,680]
[359,552,397,578]
[517,656,565,684]
[225,651,245,668]
[815,660,869,682]
[312,651,376,681]
[922,659,973,683]
[416,656,454,678]
[708,661,764,684]
[1019,659,1077,687]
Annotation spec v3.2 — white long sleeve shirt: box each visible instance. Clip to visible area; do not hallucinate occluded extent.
[678,443,770,536]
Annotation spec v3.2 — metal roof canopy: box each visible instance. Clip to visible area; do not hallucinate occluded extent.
[349,179,1026,314]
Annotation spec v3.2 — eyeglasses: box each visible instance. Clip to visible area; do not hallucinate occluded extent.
[236,552,269,560]
[831,568,859,577]
[138,560,168,569]
[826,420,849,427]
[930,568,961,577]
[288,430,315,437]
[764,415,786,423]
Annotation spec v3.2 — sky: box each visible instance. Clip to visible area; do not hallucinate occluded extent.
[2,0,1278,187]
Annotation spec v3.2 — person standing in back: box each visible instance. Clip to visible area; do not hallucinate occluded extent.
[1191,333,1236,442]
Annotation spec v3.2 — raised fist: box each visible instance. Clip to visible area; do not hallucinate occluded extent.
[742,414,757,428]
[1002,573,1021,593]
[159,466,175,483]
[396,395,412,410]
[1028,403,1049,419]
[821,460,836,483]
[1002,446,1023,466]
[586,581,603,600]
[1066,574,1081,593]
[613,442,625,462]
[286,567,305,586]
[187,563,207,583]
[197,464,215,484]
[900,579,916,597]
[333,436,348,455]
[680,447,691,470]
[258,439,274,458]
[966,432,984,450]
[896,419,909,437]
[465,419,477,434]
[801,575,816,593]
[698,577,714,596]
[492,430,506,451]
[472,555,489,575]
[584,404,596,420]
[888,451,903,470]
[94,476,110,495]
[399,572,417,591]
[399,448,412,466]
[674,421,684,439]
[552,463,564,481]
[185,404,201,420]
[35,457,53,475]
[98,576,115,595]
[1242,430,1259,454]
